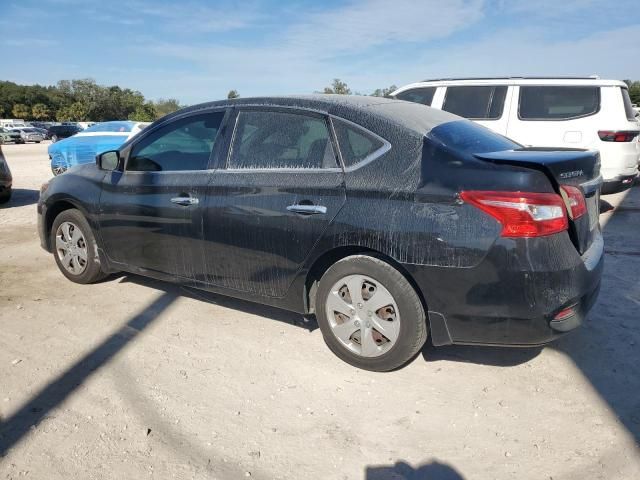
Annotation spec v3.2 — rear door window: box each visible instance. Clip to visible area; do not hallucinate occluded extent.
[442,86,507,120]
[332,119,386,168]
[519,86,600,120]
[395,87,437,106]
[228,110,338,169]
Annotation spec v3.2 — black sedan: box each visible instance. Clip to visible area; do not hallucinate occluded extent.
[37,96,603,371]
[0,151,11,203]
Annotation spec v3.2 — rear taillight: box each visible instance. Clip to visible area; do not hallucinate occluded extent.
[559,185,587,219]
[598,130,639,142]
[460,190,568,238]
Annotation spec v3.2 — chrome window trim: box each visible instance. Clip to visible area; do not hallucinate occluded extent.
[328,115,392,172]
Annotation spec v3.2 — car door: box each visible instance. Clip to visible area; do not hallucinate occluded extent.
[97,109,228,280]
[200,107,347,297]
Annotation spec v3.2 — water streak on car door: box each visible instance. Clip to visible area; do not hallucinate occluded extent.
[97,169,209,279]
[200,169,346,297]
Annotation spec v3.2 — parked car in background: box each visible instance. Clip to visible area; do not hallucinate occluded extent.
[47,124,82,143]
[0,119,27,129]
[10,127,44,143]
[0,151,12,203]
[392,77,640,194]
[48,120,149,175]
[77,122,97,130]
[31,127,50,139]
[38,96,603,371]
[0,127,23,144]
[30,121,56,131]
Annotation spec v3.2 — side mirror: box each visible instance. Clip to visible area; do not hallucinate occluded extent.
[97,150,120,171]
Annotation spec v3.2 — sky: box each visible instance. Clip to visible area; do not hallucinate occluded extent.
[0,0,638,104]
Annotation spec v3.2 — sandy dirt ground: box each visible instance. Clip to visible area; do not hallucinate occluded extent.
[0,142,639,480]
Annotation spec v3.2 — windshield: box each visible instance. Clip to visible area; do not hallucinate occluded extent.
[429,120,520,154]
[84,122,133,133]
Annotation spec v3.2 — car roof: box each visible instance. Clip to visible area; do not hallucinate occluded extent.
[174,95,460,135]
[393,77,628,93]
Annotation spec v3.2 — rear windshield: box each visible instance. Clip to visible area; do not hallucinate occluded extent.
[395,87,437,106]
[621,88,637,122]
[84,122,133,133]
[429,120,520,154]
[442,86,507,120]
[519,86,600,120]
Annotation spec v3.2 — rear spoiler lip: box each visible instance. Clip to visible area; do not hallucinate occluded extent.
[473,148,599,166]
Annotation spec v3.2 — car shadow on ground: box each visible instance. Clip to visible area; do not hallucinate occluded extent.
[365,459,465,479]
[0,188,39,208]
[421,341,541,367]
[115,274,319,332]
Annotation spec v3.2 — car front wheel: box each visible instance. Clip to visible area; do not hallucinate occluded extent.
[50,209,106,284]
[316,255,428,371]
[0,189,11,204]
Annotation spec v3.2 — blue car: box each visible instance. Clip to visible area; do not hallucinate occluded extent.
[48,121,149,175]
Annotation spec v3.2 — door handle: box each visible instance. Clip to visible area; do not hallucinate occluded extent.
[286,204,327,215]
[171,196,199,206]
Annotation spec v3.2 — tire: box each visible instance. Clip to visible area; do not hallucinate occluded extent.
[316,255,427,371]
[50,209,106,284]
[0,190,11,204]
[36,141,41,144]
[51,135,58,143]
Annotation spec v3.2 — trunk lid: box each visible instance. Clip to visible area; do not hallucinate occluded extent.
[474,147,601,254]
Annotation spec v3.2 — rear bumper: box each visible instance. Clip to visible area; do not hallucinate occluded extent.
[407,231,604,347]
[601,173,638,195]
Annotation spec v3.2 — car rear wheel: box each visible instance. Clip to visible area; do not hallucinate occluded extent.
[50,209,106,284]
[316,255,427,371]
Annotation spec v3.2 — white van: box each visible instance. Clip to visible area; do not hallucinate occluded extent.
[391,78,640,194]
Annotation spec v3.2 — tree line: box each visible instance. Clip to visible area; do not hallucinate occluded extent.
[0,79,183,122]
[4,77,638,123]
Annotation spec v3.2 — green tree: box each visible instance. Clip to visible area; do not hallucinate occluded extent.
[153,98,182,118]
[56,102,87,122]
[227,90,240,99]
[12,103,30,119]
[32,103,50,120]
[370,85,398,98]
[627,81,640,105]
[322,79,351,95]
[128,102,157,121]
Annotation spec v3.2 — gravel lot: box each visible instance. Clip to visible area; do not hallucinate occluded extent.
[1,143,639,479]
